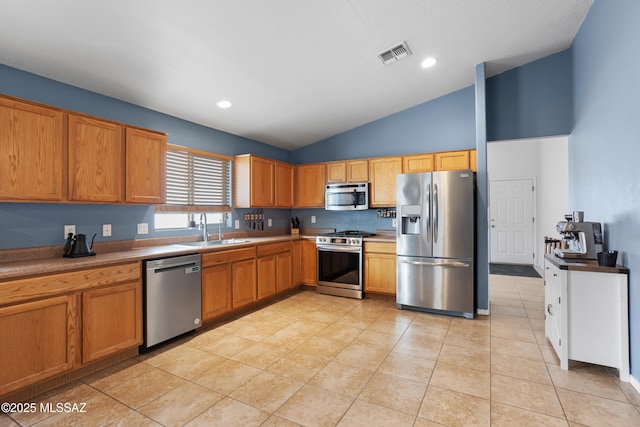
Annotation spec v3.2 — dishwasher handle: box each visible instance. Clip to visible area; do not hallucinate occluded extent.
[151,262,201,274]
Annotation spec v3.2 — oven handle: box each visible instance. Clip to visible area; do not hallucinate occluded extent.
[400,260,470,268]
[317,245,361,253]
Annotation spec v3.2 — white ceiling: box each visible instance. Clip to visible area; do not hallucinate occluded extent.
[0,0,592,150]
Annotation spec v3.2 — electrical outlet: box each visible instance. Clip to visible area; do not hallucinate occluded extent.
[64,224,75,239]
[235,219,240,229]
[392,218,397,227]
[137,223,149,234]
[311,216,316,224]
[102,224,112,237]
[268,218,272,227]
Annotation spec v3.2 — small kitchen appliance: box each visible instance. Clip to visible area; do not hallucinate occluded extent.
[316,230,374,299]
[553,221,603,259]
[325,182,369,211]
[63,233,96,258]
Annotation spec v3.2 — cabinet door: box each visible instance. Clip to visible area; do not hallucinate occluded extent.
[302,239,318,285]
[125,127,166,203]
[0,97,65,201]
[326,162,347,183]
[202,263,232,322]
[251,156,275,207]
[364,253,397,294]
[257,255,277,299]
[0,295,77,395]
[292,240,304,286]
[347,160,369,182]
[435,150,470,171]
[275,161,294,207]
[403,154,434,173]
[295,163,325,207]
[82,281,142,363]
[544,262,562,355]
[369,157,402,207]
[232,258,257,308]
[68,114,123,202]
[469,149,477,172]
[276,250,293,292]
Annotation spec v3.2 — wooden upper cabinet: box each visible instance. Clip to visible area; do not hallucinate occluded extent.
[0,96,65,201]
[125,127,166,204]
[68,114,123,202]
[369,156,402,207]
[470,149,477,172]
[347,160,369,182]
[234,155,275,208]
[274,161,294,207]
[295,163,325,207]
[326,160,369,183]
[326,162,347,183]
[403,153,434,173]
[435,150,470,171]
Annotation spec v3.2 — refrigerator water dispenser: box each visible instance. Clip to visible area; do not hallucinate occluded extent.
[400,205,421,235]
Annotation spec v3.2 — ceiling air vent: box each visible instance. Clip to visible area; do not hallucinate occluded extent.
[378,42,411,65]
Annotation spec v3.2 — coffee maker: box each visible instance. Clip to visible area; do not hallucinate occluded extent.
[554,220,603,260]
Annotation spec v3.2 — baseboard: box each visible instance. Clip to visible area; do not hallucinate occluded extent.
[630,374,640,393]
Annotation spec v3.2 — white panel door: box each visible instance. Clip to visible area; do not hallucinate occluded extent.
[490,179,534,264]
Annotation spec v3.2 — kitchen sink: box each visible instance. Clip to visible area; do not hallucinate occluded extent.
[174,239,250,248]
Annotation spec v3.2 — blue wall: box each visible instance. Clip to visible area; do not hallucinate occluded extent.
[571,0,640,378]
[486,49,572,141]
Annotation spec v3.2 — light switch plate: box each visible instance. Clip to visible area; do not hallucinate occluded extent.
[268,218,272,227]
[311,216,316,224]
[102,224,112,237]
[137,223,149,234]
[392,218,397,227]
[235,219,240,229]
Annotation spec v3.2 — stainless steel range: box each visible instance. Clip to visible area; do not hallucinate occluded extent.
[316,230,374,299]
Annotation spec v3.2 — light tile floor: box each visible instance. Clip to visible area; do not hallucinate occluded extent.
[3,274,640,426]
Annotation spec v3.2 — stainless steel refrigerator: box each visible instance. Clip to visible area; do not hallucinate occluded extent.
[396,171,475,318]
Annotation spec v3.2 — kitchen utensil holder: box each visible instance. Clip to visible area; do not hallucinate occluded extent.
[597,250,618,267]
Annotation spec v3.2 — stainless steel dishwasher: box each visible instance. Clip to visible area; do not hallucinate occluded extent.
[143,253,202,349]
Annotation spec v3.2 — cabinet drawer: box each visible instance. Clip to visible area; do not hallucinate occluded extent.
[0,263,141,306]
[364,242,396,254]
[257,241,292,257]
[202,247,256,267]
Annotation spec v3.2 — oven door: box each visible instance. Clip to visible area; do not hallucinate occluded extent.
[316,245,362,290]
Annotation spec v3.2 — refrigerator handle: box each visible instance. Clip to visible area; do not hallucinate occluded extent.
[426,187,431,243]
[433,183,438,243]
[400,259,470,268]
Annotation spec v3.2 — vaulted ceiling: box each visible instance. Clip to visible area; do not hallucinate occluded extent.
[0,1,592,150]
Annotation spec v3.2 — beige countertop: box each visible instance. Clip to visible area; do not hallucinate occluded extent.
[0,234,303,281]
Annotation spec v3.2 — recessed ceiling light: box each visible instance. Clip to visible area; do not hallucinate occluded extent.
[421,57,437,68]
[216,100,232,109]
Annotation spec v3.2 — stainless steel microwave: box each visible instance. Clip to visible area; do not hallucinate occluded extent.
[325,182,369,211]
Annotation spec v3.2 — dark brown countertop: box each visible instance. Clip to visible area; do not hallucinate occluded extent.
[544,254,629,274]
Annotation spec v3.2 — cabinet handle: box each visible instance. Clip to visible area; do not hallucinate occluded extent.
[553,273,558,277]
[547,304,554,315]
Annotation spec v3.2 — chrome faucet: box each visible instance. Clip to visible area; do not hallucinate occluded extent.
[217,221,223,241]
[199,212,209,242]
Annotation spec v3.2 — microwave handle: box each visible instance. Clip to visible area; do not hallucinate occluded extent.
[352,189,357,209]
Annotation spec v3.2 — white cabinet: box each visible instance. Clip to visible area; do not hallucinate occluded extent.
[544,256,629,380]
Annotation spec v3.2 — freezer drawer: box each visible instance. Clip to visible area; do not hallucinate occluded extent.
[396,255,474,317]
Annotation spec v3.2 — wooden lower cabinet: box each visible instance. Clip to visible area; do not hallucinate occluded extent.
[0,295,78,396]
[232,258,257,308]
[302,238,318,285]
[202,264,232,322]
[364,242,397,295]
[82,282,142,364]
[257,242,293,298]
[257,255,277,299]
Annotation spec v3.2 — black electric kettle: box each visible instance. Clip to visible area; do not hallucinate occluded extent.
[63,233,97,258]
